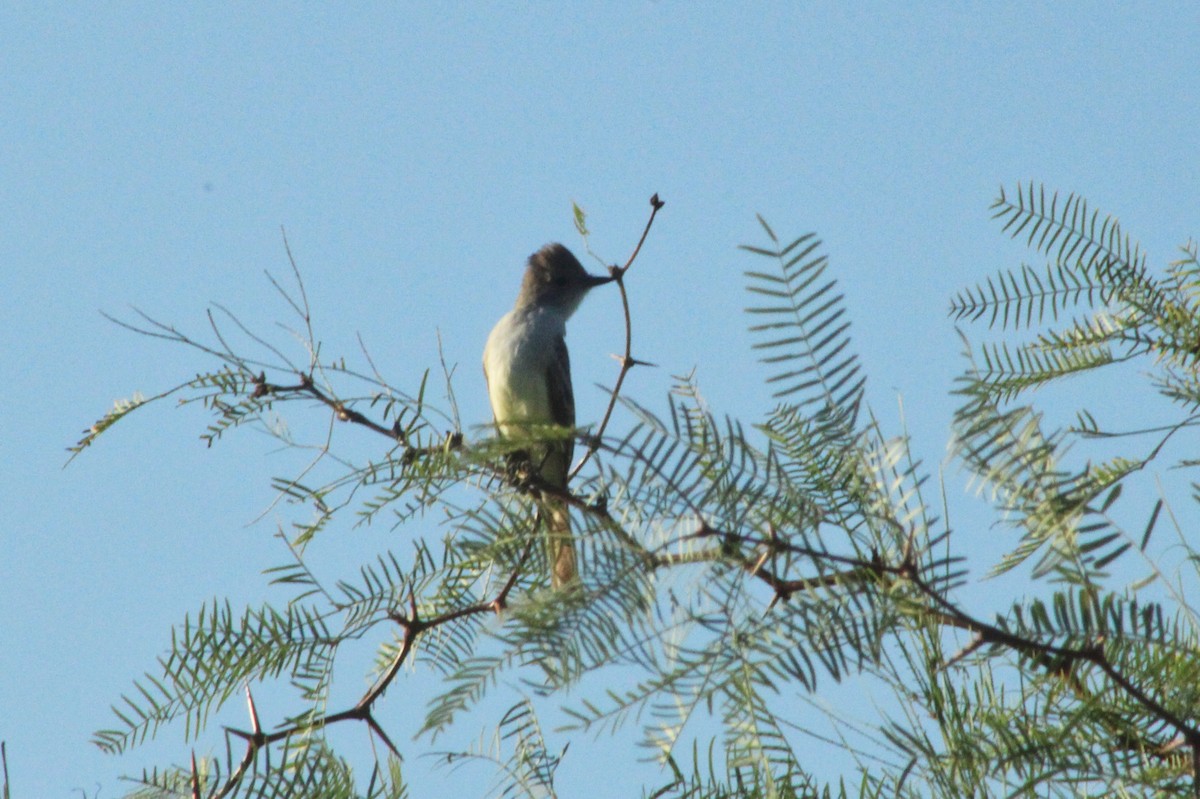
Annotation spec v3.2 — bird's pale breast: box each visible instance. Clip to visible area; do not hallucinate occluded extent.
[483,307,565,433]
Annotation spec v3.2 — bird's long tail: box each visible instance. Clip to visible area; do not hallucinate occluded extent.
[546,497,576,588]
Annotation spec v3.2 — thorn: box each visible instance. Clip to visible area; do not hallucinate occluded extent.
[748,548,769,577]
[190,750,201,799]
[408,591,420,627]
[251,371,269,399]
[610,354,658,369]
[245,684,262,735]
[226,726,255,742]
[366,713,404,760]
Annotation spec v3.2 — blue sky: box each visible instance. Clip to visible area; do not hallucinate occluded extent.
[3,3,1198,796]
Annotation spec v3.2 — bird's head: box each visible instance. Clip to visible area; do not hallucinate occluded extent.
[516,243,613,316]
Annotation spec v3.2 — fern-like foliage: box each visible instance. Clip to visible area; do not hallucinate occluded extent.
[952,183,1161,325]
[433,701,564,799]
[743,220,865,424]
[951,182,1200,583]
[71,201,1200,797]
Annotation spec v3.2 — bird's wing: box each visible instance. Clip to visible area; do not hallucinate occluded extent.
[543,332,575,485]
[548,333,575,427]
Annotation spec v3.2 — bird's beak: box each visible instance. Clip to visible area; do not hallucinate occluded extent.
[584,273,616,288]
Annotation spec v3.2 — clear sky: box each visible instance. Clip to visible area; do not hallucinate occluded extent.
[2,3,1198,796]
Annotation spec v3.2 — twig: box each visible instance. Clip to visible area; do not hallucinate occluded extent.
[211,542,539,795]
[571,193,664,479]
[692,522,1200,766]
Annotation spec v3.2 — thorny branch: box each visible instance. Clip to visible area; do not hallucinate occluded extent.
[201,538,538,799]
[572,193,665,479]
[680,521,1200,774]
[241,196,667,463]
[488,443,1200,778]
[84,193,1200,793]
[175,200,667,796]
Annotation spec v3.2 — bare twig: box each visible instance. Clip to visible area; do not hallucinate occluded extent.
[571,193,664,479]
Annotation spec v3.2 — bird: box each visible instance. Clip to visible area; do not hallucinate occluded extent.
[482,243,613,587]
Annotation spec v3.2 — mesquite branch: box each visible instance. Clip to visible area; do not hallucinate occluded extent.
[86,192,1198,794]
[572,192,665,479]
[200,538,537,798]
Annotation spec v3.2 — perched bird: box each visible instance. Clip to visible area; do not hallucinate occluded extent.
[483,243,613,587]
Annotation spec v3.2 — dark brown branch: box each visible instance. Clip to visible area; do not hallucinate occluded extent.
[254,372,400,440]
[698,523,1200,768]
[519,459,1200,769]
[250,371,467,469]
[212,540,539,796]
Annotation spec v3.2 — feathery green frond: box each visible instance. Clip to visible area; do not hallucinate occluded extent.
[433,700,563,799]
[949,260,1121,331]
[93,599,338,755]
[990,182,1157,307]
[742,226,865,424]
[74,200,1200,797]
